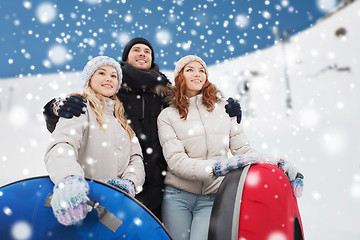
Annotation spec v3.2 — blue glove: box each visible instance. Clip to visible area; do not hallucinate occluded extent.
[213,153,259,176]
[107,179,136,197]
[51,95,86,119]
[50,176,91,226]
[277,160,304,181]
[278,160,304,198]
[291,178,304,198]
[225,97,242,124]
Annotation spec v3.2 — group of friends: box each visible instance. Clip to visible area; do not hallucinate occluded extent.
[42,37,304,240]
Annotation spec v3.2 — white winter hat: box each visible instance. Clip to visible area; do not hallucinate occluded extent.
[82,56,122,93]
[174,55,208,78]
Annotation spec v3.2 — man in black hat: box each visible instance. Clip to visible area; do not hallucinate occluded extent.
[112,38,171,219]
[42,37,242,221]
[122,37,155,69]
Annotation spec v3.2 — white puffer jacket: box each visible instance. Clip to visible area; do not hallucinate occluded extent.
[157,95,279,195]
[44,98,145,190]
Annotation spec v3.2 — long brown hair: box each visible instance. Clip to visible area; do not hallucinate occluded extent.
[71,85,134,139]
[173,65,221,120]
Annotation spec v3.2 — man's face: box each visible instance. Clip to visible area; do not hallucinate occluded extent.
[127,43,152,70]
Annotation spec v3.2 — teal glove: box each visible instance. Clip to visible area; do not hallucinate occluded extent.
[291,178,304,198]
[213,153,259,176]
[278,160,304,198]
[107,179,136,197]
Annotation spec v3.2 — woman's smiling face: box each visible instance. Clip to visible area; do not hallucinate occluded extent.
[89,65,118,97]
[182,61,206,98]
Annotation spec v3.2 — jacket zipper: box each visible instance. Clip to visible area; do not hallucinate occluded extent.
[194,95,208,195]
[140,93,145,121]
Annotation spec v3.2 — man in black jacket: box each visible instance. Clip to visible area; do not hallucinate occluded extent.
[43,37,242,221]
[116,38,170,219]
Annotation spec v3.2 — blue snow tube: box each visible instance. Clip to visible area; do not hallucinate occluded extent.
[0,176,172,240]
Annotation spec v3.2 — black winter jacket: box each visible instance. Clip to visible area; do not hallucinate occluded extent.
[118,62,170,214]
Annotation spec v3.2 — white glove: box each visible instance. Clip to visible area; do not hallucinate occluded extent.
[51,176,91,226]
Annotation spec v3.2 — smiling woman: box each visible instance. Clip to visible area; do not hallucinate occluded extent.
[157,55,303,240]
[182,61,206,97]
[89,65,119,97]
[43,56,145,227]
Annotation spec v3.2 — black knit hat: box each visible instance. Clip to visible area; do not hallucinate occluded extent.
[122,37,155,68]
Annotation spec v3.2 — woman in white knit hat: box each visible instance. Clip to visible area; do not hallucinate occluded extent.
[157,55,304,240]
[44,56,145,226]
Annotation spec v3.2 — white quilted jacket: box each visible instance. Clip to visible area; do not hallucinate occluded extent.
[44,98,145,189]
[157,95,279,195]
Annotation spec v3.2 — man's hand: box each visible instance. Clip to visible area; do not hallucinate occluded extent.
[225,97,242,124]
[51,95,86,118]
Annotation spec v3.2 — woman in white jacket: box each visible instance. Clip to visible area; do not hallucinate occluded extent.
[157,55,303,240]
[44,56,145,226]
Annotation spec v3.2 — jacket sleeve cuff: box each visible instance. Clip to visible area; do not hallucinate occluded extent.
[43,98,60,133]
[194,160,217,181]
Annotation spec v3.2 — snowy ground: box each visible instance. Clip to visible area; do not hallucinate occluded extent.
[1,2,360,239]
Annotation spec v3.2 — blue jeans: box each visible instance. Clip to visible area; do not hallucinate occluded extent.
[162,185,215,240]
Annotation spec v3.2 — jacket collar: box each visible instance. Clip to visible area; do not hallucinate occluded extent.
[188,94,203,105]
[102,97,115,114]
[120,62,170,90]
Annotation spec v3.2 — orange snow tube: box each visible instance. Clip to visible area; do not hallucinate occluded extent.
[209,163,304,240]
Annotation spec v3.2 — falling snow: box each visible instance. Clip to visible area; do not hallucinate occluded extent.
[0,0,359,239]
[35,2,57,24]
[11,221,33,240]
[0,0,341,78]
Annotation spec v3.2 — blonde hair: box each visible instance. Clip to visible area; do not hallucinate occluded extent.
[71,85,134,139]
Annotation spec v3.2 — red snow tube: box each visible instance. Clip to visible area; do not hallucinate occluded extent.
[209,163,304,240]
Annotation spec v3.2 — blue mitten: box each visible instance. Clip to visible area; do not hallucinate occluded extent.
[291,178,304,198]
[277,160,304,181]
[51,95,86,118]
[225,97,242,124]
[278,160,304,198]
[213,152,259,176]
[107,179,136,197]
[50,176,91,226]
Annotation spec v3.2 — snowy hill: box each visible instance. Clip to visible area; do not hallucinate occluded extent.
[1,1,360,239]
[210,2,360,239]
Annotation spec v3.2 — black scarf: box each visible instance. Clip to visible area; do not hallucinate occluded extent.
[120,62,170,91]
